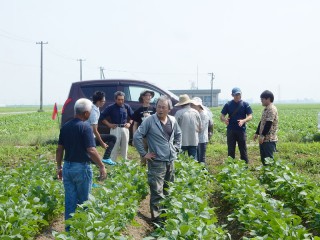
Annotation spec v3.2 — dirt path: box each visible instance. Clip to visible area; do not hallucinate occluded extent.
[36,195,154,240]
[36,215,65,240]
[123,194,155,239]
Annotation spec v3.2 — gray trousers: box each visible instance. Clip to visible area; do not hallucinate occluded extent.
[147,160,174,220]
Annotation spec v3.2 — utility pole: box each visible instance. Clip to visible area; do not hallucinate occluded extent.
[99,66,105,79]
[208,72,215,107]
[36,41,48,112]
[77,59,86,81]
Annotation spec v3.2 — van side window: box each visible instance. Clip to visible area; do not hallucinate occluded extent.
[124,86,161,103]
[81,86,117,101]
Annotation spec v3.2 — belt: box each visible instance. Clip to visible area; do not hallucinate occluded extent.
[117,124,126,127]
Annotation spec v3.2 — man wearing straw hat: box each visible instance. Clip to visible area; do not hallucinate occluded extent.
[174,94,202,159]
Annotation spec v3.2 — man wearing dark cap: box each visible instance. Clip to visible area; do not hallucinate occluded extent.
[220,87,253,163]
[132,89,156,165]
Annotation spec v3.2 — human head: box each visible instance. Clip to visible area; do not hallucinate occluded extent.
[260,90,274,102]
[231,87,242,96]
[114,91,125,106]
[156,95,172,119]
[92,91,106,104]
[190,97,204,112]
[174,94,191,107]
[74,98,92,120]
[231,87,242,102]
[139,90,155,103]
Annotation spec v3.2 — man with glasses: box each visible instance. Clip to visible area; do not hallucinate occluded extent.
[87,91,117,165]
[220,87,253,163]
[133,95,182,225]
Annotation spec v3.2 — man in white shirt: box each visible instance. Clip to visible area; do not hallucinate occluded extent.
[87,91,117,165]
[174,94,202,159]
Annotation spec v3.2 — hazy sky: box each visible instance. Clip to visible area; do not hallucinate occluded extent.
[1,0,320,106]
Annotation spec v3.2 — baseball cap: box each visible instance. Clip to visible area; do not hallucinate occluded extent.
[232,87,242,96]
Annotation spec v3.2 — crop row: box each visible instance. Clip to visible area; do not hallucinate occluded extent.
[54,160,149,239]
[216,158,312,239]
[0,158,64,239]
[151,156,229,240]
[259,158,320,236]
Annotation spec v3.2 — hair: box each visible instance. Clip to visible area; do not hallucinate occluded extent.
[92,91,105,104]
[74,98,92,115]
[156,95,173,110]
[260,90,274,102]
[114,91,125,99]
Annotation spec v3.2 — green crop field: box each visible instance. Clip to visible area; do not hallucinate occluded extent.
[0,104,320,239]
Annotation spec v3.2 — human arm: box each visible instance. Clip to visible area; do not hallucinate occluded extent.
[253,121,261,141]
[56,145,64,180]
[220,114,229,125]
[102,119,117,129]
[91,124,107,148]
[87,147,107,180]
[238,113,253,127]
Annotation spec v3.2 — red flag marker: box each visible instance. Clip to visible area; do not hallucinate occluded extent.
[52,103,58,120]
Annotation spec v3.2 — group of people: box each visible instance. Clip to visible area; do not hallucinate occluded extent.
[220,87,278,165]
[56,87,278,230]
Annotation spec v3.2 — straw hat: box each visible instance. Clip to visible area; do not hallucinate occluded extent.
[174,94,191,106]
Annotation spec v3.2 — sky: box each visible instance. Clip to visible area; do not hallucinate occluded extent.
[1,0,320,106]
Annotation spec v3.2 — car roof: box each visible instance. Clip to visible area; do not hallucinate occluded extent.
[70,79,179,100]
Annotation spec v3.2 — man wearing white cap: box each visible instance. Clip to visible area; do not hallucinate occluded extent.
[174,94,202,159]
[220,87,253,163]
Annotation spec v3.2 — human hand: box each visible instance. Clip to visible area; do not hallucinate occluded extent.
[224,118,229,125]
[238,119,245,127]
[99,166,107,180]
[144,152,156,161]
[57,168,62,180]
[253,134,258,141]
[259,136,265,145]
[101,142,108,149]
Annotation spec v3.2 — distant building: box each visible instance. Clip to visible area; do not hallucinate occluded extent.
[169,89,221,107]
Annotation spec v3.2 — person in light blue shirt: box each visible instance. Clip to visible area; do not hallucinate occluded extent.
[86,91,117,165]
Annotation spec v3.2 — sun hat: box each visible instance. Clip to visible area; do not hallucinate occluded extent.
[138,90,155,103]
[174,94,191,106]
[190,97,204,110]
[232,87,242,96]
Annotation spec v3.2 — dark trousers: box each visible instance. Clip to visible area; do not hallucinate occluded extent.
[259,141,277,165]
[197,142,207,163]
[181,146,197,159]
[227,129,248,163]
[96,134,117,159]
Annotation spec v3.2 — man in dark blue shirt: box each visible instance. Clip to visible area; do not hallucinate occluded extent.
[100,91,134,161]
[220,87,253,163]
[56,98,106,231]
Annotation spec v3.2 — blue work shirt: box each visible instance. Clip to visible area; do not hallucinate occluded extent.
[221,100,253,131]
[100,103,134,124]
[58,118,96,163]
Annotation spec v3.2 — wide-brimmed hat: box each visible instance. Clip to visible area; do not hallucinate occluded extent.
[190,97,204,110]
[174,94,191,106]
[139,90,155,103]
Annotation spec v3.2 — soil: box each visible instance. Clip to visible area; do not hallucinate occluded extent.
[36,195,154,240]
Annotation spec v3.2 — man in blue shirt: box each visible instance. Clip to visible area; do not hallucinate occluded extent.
[100,91,134,161]
[56,98,106,231]
[220,87,253,163]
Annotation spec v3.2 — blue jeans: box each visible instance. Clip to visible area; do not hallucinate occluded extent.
[63,161,93,230]
[197,142,207,163]
[260,141,277,165]
[181,146,197,159]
